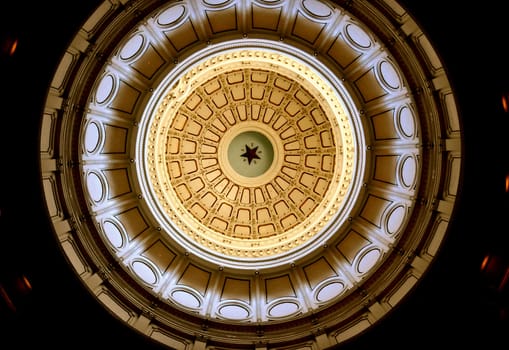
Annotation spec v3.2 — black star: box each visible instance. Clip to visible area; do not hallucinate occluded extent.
[240,144,261,165]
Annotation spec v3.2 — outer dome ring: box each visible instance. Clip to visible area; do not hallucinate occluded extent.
[39,0,462,348]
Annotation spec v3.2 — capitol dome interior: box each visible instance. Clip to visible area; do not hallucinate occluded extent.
[0,1,508,349]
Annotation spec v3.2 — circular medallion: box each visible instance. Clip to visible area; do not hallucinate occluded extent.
[228,131,273,178]
[219,122,282,187]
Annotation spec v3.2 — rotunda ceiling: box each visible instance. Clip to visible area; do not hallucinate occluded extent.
[39,0,462,348]
[140,44,358,269]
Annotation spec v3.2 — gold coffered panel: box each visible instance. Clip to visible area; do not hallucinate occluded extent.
[149,61,350,256]
[146,51,354,258]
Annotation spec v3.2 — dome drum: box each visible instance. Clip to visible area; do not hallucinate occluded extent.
[39,0,462,348]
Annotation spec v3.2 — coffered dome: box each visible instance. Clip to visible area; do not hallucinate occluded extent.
[39,0,462,348]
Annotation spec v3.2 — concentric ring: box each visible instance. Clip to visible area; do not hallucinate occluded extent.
[39,0,463,348]
[141,43,357,265]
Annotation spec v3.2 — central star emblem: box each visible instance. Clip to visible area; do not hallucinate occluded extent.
[241,144,261,165]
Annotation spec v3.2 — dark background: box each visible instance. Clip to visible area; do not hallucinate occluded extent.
[0,1,508,348]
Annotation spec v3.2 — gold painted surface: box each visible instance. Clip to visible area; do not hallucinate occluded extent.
[147,49,355,258]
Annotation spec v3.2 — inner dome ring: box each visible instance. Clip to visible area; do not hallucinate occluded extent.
[138,41,358,269]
